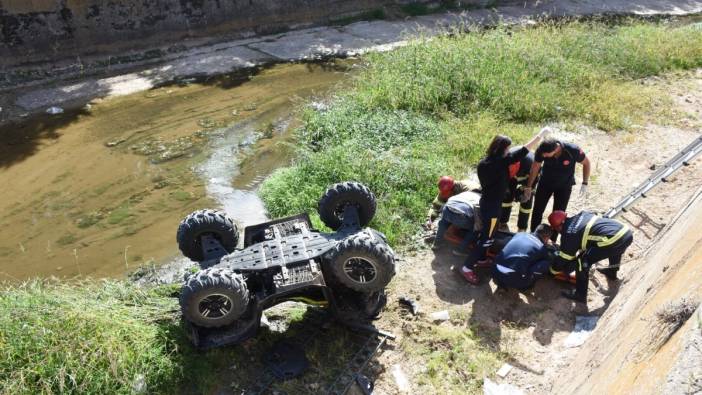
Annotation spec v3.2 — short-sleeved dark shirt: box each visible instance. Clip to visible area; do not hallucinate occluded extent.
[535,141,586,189]
[478,146,529,208]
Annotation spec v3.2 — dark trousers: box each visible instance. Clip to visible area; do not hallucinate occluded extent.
[435,207,477,250]
[492,259,551,291]
[530,184,573,241]
[500,186,534,231]
[572,232,634,297]
[465,202,501,269]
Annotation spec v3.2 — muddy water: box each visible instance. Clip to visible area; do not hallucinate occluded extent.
[0,61,352,280]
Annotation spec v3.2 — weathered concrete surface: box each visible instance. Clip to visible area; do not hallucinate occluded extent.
[0,0,451,68]
[663,304,702,394]
[2,0,701,124]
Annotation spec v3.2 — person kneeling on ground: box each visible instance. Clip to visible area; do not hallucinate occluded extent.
[491,224,554,292]
[425,176,473,230]
[432,189,483,251]
[548,210,634,303]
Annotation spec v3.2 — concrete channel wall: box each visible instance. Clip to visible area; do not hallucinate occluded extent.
[0,0,495,68]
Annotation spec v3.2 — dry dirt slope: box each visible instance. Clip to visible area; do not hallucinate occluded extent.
[367,70,702,394]
[555,191,702,394]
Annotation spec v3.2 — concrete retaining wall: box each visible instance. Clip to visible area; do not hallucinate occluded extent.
[0,0,494,67]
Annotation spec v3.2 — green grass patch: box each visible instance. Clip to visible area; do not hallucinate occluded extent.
[107,206,134,225]
[404,323,504,393]
[260,21,702,246]
[0,280,184,394]
[56,233,78,246]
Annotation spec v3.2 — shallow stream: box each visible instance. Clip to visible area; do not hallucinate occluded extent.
[0,61,353,279]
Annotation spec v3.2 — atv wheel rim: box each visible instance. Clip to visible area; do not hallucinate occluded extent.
[343,257,377,284]
[198,294,233,320]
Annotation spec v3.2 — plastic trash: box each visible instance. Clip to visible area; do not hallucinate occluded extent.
[391,364,410,393]
[483,377,524,395]
[398,296,420,315]
[430,310,450,321]
[46,106,64,115]
[564,315,600,348]
[496,363,513,378]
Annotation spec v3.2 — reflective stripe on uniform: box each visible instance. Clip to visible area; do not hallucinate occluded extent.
[516,176,529,181]
[488,218,498,237]
[558,250,577,260]
[519,207,532,214]
[581,215,630,249]
[502,202,513,208]
[549,266,561,275]
[597,225,630,247]
[581,216,598,250]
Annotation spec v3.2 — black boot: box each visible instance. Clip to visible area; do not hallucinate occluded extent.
[597,268,619,281]
[561,289,586,303]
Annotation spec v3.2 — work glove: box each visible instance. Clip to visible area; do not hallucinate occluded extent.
[579,183,588,199]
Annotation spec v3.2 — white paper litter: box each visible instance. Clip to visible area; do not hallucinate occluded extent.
[564,315,600,348]
[496,363,513,378]
[391,364,410,393]
[483,377,525,395]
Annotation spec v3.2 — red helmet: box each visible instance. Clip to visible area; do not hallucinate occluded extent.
[548,210,567,231]
[438,176,455,198]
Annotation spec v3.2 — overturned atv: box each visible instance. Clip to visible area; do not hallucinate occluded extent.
[176,182,396,348]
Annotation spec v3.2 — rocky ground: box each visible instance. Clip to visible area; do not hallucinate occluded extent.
[365,69,702,394]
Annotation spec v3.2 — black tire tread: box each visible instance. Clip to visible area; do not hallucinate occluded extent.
[176,209,238,262]
[179,267,249,328]
[327,233,395,292]
[318,182,376,230]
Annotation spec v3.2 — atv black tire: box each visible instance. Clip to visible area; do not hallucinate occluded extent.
[180,268,249,328]
[318,182,376,230]
[177,209,238,262]
[327,233,395,292]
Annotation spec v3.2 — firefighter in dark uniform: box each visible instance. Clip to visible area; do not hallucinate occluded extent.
[491,224,554,291]
[499,151,537,232]
[461,129,547,285]
[548,210,634,303]
[425,176,472,229]
[524,138,591,241]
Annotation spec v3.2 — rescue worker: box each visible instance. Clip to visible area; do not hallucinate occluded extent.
[433,190,482,250]
[524,138,591,241]
[548,210,634,303]
[499,150,537,232]
[461,129,548,285]
[425,176,472,229]
[491,224,554,291]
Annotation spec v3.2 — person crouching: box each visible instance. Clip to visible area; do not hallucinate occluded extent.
[492,224,554,292]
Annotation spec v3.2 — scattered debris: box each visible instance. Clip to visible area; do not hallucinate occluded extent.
[398,296,420,315]
[429,310,450,322]
[105,138,126,147]
[496,363,513,378]
[391,364,410,393]
[564,315,600,348]
[131,374,146,394]
[483,377,525,395]
[46,106,64,114]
